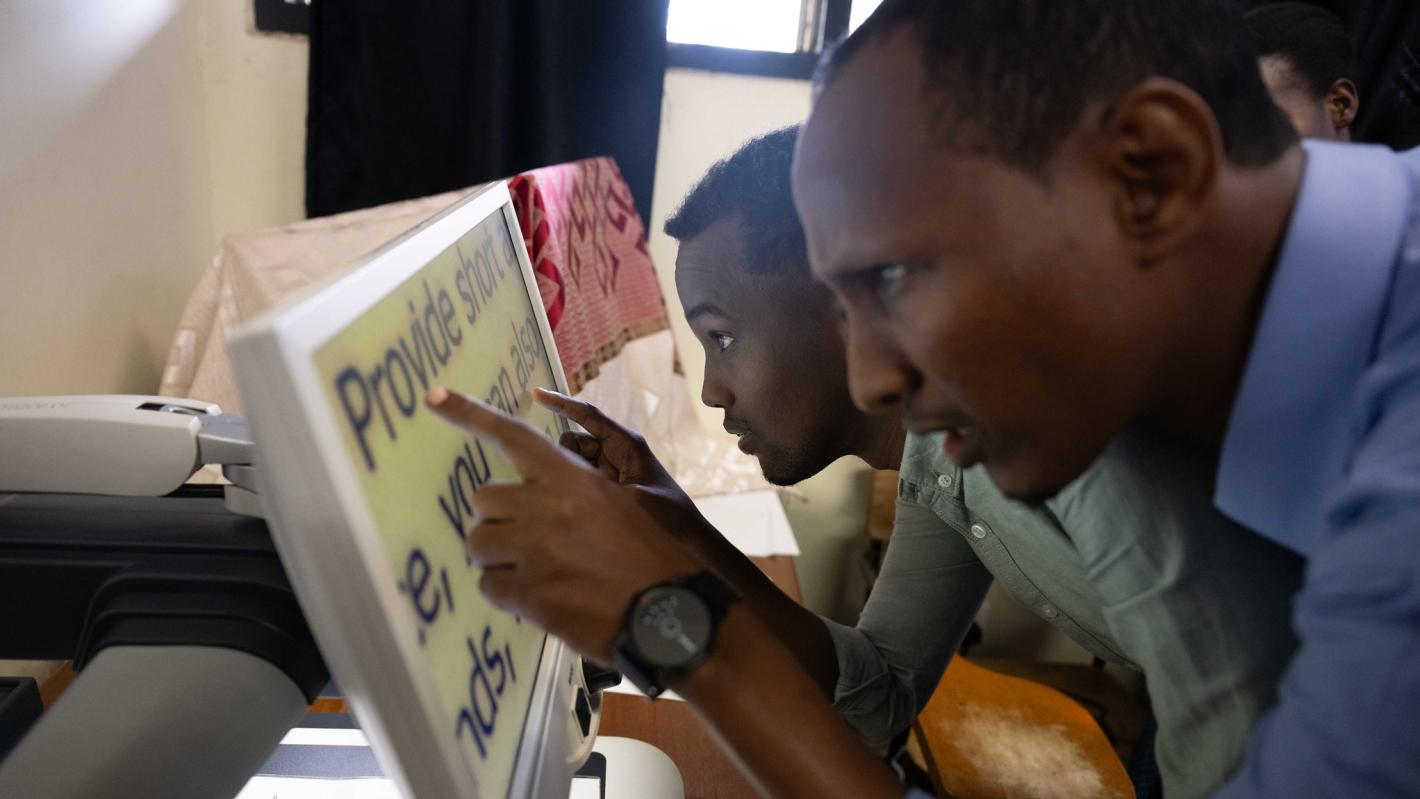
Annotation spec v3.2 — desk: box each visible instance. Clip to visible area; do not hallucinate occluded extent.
[598,555,801,799]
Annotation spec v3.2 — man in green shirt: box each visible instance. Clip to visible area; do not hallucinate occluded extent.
[528,126,1300,797]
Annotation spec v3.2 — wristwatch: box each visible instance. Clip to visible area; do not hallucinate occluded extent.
[611,571,740,698]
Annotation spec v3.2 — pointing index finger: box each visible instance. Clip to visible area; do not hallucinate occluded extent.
[427,386,563,480]
[532,387,623,439]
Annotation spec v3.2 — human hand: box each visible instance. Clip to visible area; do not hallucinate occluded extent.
[532,388,679,489]
[429,395,903,799]
[532,388,709,540]
[426,385,703,664]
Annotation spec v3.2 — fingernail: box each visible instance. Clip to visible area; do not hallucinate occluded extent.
[427,386,449,406]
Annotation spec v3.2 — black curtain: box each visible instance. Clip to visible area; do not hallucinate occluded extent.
[1237,0,1420,149]
[1349,1,1420,149]
[306,1,670,224]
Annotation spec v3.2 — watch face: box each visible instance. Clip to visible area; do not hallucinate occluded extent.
[630,586,713,669]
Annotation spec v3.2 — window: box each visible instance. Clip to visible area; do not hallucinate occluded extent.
[848,0,885,32]
[667,0,805,53]
[665,0,883,79]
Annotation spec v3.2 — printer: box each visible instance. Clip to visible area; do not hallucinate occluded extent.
[0,395,327,799]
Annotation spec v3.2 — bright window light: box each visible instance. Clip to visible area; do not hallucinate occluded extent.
[666,0,803,53]
[849,0,885,32]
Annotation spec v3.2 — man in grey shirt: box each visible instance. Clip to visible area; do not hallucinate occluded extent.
[542,127,1301,797]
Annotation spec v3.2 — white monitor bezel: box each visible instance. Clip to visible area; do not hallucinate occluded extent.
[228,181,581,799]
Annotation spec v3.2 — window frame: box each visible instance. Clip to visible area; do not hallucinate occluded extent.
[255,0,865,77]
[254,0,311,35]
[665,0,853,80]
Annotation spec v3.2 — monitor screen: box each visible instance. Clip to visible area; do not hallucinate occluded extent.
[229,183,590,798]
[313,207,563,794]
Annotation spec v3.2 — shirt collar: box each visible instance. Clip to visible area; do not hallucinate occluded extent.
[1214,141,1411,553]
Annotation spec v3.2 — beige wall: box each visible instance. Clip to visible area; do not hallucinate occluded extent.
[199,2,308,245]
[0,0,306,397]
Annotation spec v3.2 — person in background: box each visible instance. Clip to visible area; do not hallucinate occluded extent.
[1247,2,1360,140]
[1345,0,1420,149]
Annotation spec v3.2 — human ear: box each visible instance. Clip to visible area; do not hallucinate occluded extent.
[1098,79,1220,264]
[1326,78,1360,136]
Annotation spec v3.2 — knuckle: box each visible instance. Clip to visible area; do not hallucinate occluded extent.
[522,590,552,623]
[465,527,495,563]
[583,478,615,503]
[470,485,506,515]
[478,570,508,604]
[550,497,578,523]
[577,399,603,419]
[469,490,492,513]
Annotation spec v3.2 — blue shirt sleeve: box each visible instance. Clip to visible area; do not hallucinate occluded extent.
[1214,243,1420,796]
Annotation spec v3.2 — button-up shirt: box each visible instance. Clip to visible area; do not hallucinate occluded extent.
[1213,141,1420,796]
[827,426,1303,798]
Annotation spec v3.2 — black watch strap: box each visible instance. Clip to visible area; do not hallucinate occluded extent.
[678,570,740,618]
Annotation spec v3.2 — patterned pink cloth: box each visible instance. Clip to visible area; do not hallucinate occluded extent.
[160,158,667,405]
[509,158,669,393]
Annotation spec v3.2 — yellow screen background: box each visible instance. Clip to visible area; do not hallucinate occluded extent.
[314,209,563,798]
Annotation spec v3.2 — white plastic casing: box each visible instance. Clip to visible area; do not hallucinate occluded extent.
[0,395,218,496]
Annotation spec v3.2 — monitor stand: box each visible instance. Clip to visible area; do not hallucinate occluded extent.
[587,736,683,799]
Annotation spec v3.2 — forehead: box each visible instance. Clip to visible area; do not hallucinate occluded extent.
[795,32,1069,282]
[674,214,759,313]
[1258,55,1313,97]
[795,37,993,279]
[794,34,949,273]
[675,213,834,332]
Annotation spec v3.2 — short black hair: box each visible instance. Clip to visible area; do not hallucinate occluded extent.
[1246,2,1355,99]
[818,0,1299,176]
[663,126,808,276]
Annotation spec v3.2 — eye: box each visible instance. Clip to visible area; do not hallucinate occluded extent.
[874,263,909,305]
[709,332,736,353]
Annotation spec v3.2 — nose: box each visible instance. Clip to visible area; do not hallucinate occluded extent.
[701,366,734,411]
[844,316,916,415]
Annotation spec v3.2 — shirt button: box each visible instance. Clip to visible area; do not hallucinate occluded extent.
[937,473,953,489]
[1040,604,1059,619]
[969,523,988,539]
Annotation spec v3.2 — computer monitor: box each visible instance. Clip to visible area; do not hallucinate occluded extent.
[228,182,596,798]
